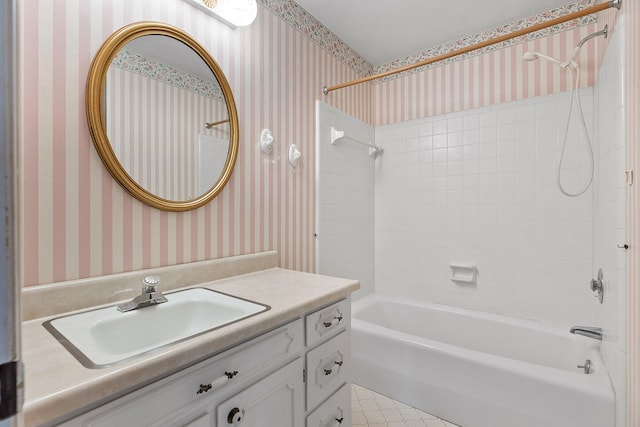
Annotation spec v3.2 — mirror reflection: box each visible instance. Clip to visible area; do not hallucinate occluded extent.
[104,34,231,201]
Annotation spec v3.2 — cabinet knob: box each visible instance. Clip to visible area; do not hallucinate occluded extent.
[227,407,243,425]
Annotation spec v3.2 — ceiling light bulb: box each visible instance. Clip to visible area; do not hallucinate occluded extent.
[218,0,257,27]
[184,0,258,28]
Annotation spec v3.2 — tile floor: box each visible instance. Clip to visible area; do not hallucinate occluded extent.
[352,384,461,427]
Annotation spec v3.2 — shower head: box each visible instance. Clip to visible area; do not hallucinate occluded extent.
[522,51,563,66]
[525,26,608,70]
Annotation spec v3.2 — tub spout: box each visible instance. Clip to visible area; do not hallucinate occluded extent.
[570,326,602,340]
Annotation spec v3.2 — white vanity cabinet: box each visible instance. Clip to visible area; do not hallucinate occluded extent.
[58,298,351,427]
[59,319,304,427]
[304,298,351,427]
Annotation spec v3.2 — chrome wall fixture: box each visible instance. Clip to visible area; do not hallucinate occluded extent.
[591,268,604,304]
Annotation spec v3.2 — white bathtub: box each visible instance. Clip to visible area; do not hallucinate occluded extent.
[351,295,615,427]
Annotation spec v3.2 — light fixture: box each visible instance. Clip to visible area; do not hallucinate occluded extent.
[183,0,258,28]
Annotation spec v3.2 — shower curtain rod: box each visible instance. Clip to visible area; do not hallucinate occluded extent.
[205,119,230,129]
[322,0,621,95]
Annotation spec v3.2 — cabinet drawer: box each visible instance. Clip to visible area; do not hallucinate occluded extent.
[305,298,350,347]
[62,319,303,427]
[306,330,350,411]
[306,383,351,427]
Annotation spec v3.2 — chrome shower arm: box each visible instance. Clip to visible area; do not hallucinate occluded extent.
[577,24,608,48]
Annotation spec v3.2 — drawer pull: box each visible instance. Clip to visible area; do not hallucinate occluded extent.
[322,316,343,328]
[324,360,344,376]
[336,417,344,424]
[197,371,239,394]
[197,384,212,394]
[225,370,239,379]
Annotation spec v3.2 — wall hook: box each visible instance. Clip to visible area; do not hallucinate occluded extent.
[259,128,279,163]
[260,129,274,154]
[289,144,302,168]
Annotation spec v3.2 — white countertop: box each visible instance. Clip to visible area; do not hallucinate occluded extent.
[22,267,359,426]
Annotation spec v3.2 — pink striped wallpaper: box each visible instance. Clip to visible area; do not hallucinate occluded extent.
[19,0,371,287]
[372,22,605,127]
[106,66,228,200]
[19,0,640,420]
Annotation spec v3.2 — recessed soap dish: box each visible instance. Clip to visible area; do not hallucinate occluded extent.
[450,264,477,284]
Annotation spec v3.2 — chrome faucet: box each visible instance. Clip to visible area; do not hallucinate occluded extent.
[117,275,168,312]
[570,326,602,340]
[590,268,604,304]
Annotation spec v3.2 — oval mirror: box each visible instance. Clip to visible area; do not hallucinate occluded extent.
[86,22,239,211]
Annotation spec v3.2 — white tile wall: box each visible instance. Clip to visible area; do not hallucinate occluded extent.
[316,24,626,427]
[375,89,596,328]
[317,26,626,421]
[316,101,375,299]
[593,16,627,427]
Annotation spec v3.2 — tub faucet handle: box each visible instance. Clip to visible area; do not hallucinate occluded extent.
[590,269,604,304]
[577,359,592,374]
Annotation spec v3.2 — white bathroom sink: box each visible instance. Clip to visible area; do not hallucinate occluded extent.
[43,288,270,368]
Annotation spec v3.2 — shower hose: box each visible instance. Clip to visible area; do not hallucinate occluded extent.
[557,64,594,197]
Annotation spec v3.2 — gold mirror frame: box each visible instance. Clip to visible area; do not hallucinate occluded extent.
[86,22,239,211]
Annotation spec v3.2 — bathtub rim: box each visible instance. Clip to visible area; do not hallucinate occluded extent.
[351,293,614,392]
[353,293,603,342]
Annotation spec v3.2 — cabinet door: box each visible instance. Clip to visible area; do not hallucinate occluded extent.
[178,411,212,427]
[216,358,304,427]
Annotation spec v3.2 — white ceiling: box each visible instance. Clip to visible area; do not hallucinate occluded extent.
[294,0,575,66]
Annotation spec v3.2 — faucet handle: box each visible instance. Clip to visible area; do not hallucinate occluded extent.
[142,275,160,292]
[590,268,604,304]
[577,359,592,374]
